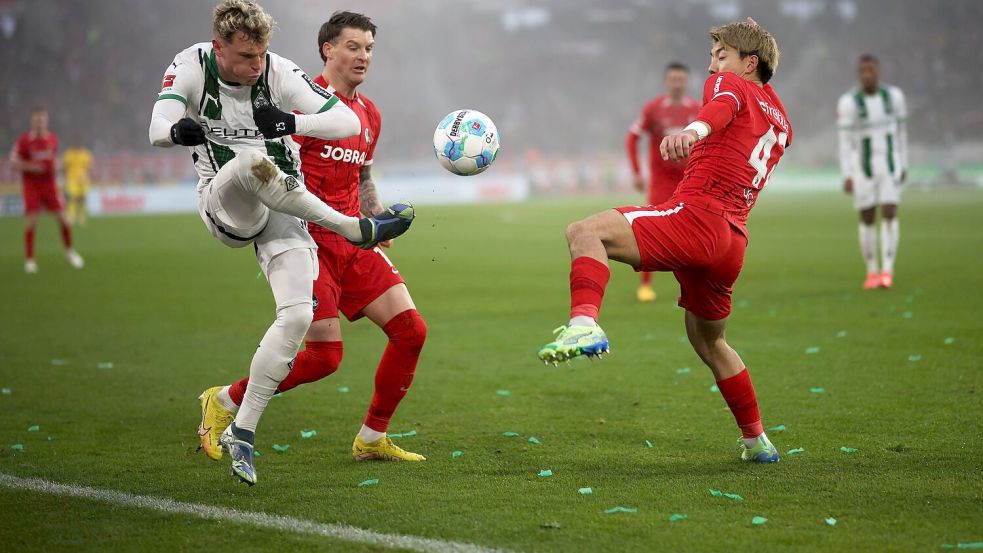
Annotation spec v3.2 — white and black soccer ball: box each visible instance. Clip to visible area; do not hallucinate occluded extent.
[432,109,500,176]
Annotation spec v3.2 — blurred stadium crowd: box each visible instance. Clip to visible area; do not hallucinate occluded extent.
[0,0,979,187]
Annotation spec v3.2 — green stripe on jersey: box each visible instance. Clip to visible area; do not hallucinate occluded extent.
[265,141,298,177]
[879,87,894,115]
[861,137,873,178]
[157,93,188,106]
[317,96,339,113]
[886,133,895,173]
[209,142,236,169]
[853,90,868,120]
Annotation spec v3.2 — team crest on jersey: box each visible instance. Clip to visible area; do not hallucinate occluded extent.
[312,294,318,312]
[744,188,755,208]
[364,128,372,145]
[284,176,300,192]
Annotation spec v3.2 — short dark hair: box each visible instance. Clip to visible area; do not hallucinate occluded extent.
[665,62,690,74]
[858,53,879,66]
[317,11,377,62]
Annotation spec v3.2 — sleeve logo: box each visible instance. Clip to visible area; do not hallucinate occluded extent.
[161,74,176,90]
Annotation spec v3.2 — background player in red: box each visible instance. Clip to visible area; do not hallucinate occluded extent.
[538,21,790,464]
[625,62,700,302]
[199,11,428,462]
[9,107,83,274]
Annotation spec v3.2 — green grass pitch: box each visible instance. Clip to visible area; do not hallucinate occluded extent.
[0,190,980,552]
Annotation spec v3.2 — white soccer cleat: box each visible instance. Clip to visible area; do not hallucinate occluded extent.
[66,249,84,269]
[24,259,38,274]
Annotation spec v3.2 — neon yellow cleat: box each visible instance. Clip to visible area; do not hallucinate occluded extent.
[537,324,610,365]
[352,436,426,461]
[636,284,657,302]
[197,386,233,461]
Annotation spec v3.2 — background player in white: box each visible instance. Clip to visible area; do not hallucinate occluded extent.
[837,54,907,290]
[148,0,413,485]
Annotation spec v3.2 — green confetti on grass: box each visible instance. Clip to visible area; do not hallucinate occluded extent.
[496,389,511,396]
[669,514,688,522]
[825,517,837,526]
[50,359,66,366]
[338,386,350,394]
[840,447,858,453]
[709,385,720,393]
[538,469,553,477]
[676,367,691,374]
[451,450,462,458]
[389,430,416,438]
[902,311,913,319]
[737,298,750,308]
[96,362,114,369]
[941,544,983,550]
[805,346,821,354]
[604,506,637,514]
[272,443,290,453]
[578,487,592,495]
[645,440,654,448]
[787,447,805,455]
[27,425,39,432]
[256,270,263,280]
[810,387,826,394]
[836,330,848,338]
[502,431,520,437]
[300,429,317,439]
[752,516,768,525]
[767,424,786,432]
[908,354,922,362]
[540,521,562,529]
[1,388,10,395]
[709,489,743,501]
[11,444,24,451]
[528,436,541,445]
[357,478,379,487]
[944,337,955,345]
[254,450,260,457]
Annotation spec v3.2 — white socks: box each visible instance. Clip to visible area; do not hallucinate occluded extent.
[569,316,597,328]
[858,223,879,274]
[744,432,767,449]
[880,218,899,274]
[358,424,386,443]
[217,385,238,413]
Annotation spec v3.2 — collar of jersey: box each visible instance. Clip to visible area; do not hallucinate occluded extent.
[207,49,250,87]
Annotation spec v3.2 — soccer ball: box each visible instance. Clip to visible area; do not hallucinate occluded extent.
[432,109,500,176]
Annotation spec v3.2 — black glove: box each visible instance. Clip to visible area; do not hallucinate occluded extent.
[169,118,206,146]
[254,105,296,139]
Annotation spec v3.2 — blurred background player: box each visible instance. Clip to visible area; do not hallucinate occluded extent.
[200,11,428,463]
[625,62,700,302]
[62,138,94,226]
[538,21,790,464]
[150,0,412,485]
[837,54,907,290]
[9,107,83,273]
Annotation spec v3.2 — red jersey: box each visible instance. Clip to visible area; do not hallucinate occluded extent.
[675,72,792,237]
[297,75,381,219]
[13,131,58,188]
[627,95,700,182]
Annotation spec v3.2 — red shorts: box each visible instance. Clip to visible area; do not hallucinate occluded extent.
[616,200,746,320]
[311,232,406,322]
[23,183,63,214]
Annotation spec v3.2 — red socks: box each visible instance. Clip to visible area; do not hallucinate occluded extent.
[25,226,35,259]
[569,256,610,321]
[364,309,427,432]
[228,341,343,405]
[60,221,73,249]
[716,368,764,439]
[640,271,652,285]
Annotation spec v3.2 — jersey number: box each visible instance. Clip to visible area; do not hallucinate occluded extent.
[748,125,788,189]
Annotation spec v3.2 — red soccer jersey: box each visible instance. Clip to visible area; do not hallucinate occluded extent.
[675,72,792,237]
[296,75,381,218]
[13,131,58,188]
[627,95,701,182]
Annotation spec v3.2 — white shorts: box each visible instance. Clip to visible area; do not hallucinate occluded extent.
[197,176,316,276]
[853,173,901,211]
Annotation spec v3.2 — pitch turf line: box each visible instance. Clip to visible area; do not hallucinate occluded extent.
[0,473,510,553]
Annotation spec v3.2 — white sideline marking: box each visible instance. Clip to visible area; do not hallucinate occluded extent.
[0,473,510,553]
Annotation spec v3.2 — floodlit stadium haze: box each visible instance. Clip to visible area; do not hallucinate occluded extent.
[0,1,981,552]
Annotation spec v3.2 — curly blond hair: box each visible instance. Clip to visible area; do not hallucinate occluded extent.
[213,0,275,44]
[710,22,780,83]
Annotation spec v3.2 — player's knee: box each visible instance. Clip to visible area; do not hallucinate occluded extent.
[386,310,427,352]
[278,302,315,342]
[565,220,589,245]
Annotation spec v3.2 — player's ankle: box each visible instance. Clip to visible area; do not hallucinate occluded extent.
[568,315,597,327]
[217,385,239,412]
[358,424,386,443]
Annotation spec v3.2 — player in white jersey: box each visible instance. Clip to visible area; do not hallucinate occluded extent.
[837,54,908,290]
[148,0,414,485]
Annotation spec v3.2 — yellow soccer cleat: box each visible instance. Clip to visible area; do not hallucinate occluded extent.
[352,435,426,462]
[636,284,657,302]
[197,386,234,461]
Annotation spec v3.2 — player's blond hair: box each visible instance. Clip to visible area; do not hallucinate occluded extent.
[710,22,780,83]
[213,0,275,44]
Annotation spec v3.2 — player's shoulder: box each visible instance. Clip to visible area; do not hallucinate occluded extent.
[357,93,381,118]
[172,43,210,67]
[704,71,746,90]
[884,83,905,100]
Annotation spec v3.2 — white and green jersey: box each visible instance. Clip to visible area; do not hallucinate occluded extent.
[837,84,908,180]
[156,43,339,186]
